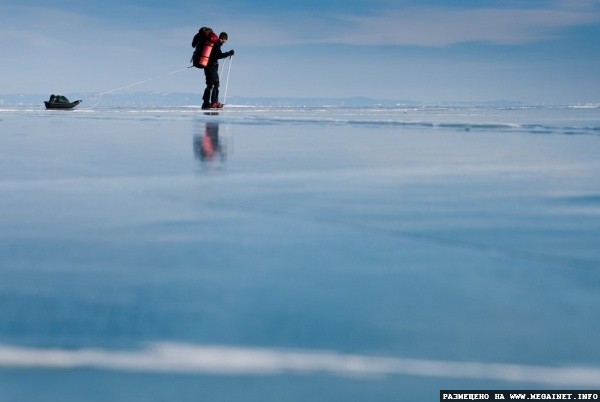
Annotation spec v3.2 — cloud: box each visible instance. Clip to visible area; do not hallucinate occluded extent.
[2,342,600,386]
[319,7,599,46]
[3,3,597,51]
[0,5,90,43]
[220,3,598,47]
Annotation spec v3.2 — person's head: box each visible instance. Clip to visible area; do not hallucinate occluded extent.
[219,32,228,43]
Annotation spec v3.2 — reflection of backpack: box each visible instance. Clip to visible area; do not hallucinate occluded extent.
[190,27,218,69]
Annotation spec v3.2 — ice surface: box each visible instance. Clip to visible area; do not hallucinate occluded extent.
[1,106,600,401]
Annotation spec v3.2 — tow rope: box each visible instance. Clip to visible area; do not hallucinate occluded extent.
[85,66,192,109]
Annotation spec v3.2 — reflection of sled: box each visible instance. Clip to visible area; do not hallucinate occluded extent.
[44,95,82,110]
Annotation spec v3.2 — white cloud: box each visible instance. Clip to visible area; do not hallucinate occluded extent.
[3,3,597,51]
[318,7,599,46]
[2,342,600,386]
[218,4,598,47]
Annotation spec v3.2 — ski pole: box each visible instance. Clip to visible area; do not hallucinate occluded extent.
[223,56,233,104]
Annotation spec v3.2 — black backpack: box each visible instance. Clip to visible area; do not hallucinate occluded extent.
[190,28,206,68]
[190,27,212,68]
[192,29,206,48]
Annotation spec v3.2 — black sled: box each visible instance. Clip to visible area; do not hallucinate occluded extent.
[44,94,82,110]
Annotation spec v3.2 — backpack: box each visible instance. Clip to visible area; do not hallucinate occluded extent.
[191,27,217,69]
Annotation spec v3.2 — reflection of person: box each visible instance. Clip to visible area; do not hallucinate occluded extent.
[202,32,234,110]
[194,122,226,162]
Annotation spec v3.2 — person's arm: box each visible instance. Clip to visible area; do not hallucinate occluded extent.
[218,49,234,59]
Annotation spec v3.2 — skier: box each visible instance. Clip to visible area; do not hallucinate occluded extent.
[202,32,234,109]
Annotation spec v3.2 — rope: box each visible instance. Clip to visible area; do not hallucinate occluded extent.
[84,66,192,109]
[223,56,233,104]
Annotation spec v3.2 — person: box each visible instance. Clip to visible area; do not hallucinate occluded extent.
[202,32,234,109]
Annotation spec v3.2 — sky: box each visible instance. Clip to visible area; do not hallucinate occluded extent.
[1,0,599,104]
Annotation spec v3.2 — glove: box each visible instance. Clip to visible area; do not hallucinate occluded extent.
[228,50,235,56]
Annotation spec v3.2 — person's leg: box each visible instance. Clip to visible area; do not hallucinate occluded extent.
[202,70,212,109]
[206,64,220,106]
[211,81,220,105]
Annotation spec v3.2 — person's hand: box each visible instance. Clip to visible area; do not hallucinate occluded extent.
[228,50,235,56]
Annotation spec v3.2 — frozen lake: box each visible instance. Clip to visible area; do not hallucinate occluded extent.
[1,106,600,401]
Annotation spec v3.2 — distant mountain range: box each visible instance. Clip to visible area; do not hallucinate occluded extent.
[0,92,526,108]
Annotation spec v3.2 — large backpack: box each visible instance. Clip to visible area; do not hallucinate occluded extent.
[191,27,218,69]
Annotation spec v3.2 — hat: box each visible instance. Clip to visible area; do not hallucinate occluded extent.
[219,32,228,40]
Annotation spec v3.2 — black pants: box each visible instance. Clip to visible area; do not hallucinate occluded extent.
[203,63,220,106]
